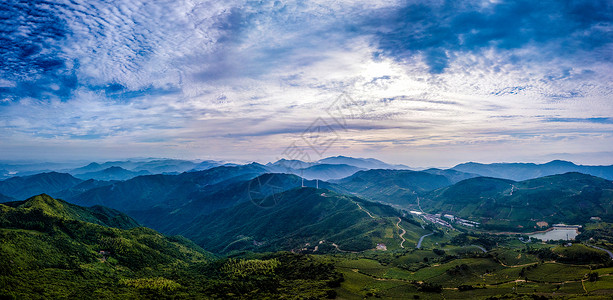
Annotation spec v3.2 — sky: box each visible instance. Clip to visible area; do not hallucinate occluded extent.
[0,0,612,167]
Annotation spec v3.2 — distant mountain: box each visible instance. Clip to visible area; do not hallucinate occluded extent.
[75,166,151,181]
[177,187,427,253]
[317,155,410,169]
[0,161,85,179]
[421,168,481,184]
[189,160,224,171]
[129,159,200,173]
[266,161,363,180]
[68,164,268,211]
[70,162,105,174]
[54,179,115,199]
[331,169,470,207]
[0,169,10,180]
[452,160,613,181]
[421,172,613,230]
[71,159,201,175]
[0,193,14,202]
[297,163,364,180]
[265,159,315,171]
[0,172,83,200]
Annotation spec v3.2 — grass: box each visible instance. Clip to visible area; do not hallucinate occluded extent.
[524,263,590,282]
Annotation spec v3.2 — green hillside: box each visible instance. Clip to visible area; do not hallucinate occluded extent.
[331,169,454,207]
[422,172,613,230]
[178,187,428,253]
[1,194,140,229]
[0,194,341,299]
[130,173,331,233]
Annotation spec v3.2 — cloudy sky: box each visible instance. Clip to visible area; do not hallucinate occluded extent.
[1,0,612,167]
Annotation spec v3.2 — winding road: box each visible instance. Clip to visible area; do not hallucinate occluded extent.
[396,217,406,249]
[585,244,613,260]
[354,202,375,219]
[416,232,434,249]
[469,244,487,253]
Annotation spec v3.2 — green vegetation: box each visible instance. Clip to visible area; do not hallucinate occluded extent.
[0,194,342,299]
[331,169,453,206]
[422,173,613,230]
[119,277,181,292]
[578,222,613,244]
[1,194,140,229]
[4,169,613,299]
[179,187,428,253]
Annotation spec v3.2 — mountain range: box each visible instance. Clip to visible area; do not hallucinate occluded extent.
[1,156,613,249]
[452,160,613,181]
[0,172,84,200]
[74,166,151,181]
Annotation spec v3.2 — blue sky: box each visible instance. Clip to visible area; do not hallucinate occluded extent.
[0,0,612,167]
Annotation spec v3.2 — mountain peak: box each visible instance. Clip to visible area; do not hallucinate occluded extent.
[19,194,74,219]
[103,166,128,171]
[15,194,139,229]
[544,160,576,167]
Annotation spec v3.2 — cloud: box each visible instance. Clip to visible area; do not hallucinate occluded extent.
[546,117,613,124]
[366,0,613,73]
[0,0,612,166]
[0,0,244,101]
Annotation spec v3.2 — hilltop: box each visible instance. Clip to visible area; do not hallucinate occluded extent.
[1,194,139,229]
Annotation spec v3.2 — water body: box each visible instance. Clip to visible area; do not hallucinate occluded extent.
[529,228,579,241]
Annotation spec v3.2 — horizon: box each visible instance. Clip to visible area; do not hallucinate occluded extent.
[1,155,613,172]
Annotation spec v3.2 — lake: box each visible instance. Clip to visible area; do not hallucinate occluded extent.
[529,228,579,241]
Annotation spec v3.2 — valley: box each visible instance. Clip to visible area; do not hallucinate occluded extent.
[2,157,613,299]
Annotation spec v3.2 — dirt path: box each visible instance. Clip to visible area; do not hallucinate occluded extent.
[416,196,425,213]
[354,201,375,219]
[396,217,406,249]
[497,261,539,268]
[331,243,359,253]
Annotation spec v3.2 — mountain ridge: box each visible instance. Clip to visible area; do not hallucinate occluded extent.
[452,160,613,181]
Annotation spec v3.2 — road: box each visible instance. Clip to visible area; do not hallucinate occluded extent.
[585,244,613,260]
[416,196,425,213]
[331,242,358,253]
[469,244,487,253]
[416,233,434,249]
[354,202,375,219]
[396,217,406,249]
